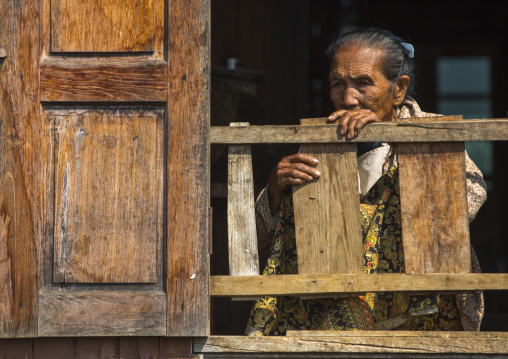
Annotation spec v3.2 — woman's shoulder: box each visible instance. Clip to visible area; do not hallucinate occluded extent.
[399,97,441,119]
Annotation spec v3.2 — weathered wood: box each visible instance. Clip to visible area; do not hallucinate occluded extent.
[75,338,117,359]
[210,118,508,144]
[50,0,158,52]
[210,273,508,297]
[292,118,363,275]
[166,0,210,336]
[228,123,259,278]
[119,337,159,359]
[51,109,163,284]
[0,0,40,338]
[0,339,33,358]
[193,333,508,355]
[34,338,75,358]
[160,338,194,358]
[398,142,470,273]
[38,291,166,336]
[40,60,168,102]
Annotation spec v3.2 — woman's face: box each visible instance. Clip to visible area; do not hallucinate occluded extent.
[329,44,401,122]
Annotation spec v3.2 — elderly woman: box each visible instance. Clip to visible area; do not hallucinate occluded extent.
[246,28,486,336]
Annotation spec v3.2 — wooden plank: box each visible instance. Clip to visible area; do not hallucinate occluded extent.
[38,291,166,336]
[0,0,40,338]
[0,339,33,358]
[51,109,163,284]
[292,118,362,275]
[166,0,210,337]
[227,123,259,277]
[210,273,508,297]
[40,60,168,102]
[34,338,75,358]
[210,118,508,144]
[398,142,470,273]
[50,0,155,52]
[75,338,117,359]
[160,338,194,358]
[119,337,159,359]
[193,333,508,355]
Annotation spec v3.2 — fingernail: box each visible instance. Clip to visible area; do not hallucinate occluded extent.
[313,159,319,163]
[316,171,321,176]
[328,115,333,120]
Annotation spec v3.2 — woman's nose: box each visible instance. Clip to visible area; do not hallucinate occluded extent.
[342,87,359,108]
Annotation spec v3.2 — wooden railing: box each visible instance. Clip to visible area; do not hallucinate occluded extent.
[202,117,508,357]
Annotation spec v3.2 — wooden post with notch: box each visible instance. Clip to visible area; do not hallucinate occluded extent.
[292,118,364,276]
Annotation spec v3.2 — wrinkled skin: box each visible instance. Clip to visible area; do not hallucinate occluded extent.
[267,44,410,215]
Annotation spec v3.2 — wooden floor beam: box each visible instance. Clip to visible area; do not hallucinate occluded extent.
[194,333,508,356]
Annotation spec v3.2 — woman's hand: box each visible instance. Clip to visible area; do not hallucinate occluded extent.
[328,109,380,139]
[267,154,320,215]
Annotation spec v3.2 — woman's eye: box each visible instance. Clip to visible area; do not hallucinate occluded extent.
[358,79,371,86]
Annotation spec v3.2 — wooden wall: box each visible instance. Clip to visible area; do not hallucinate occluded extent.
[0,338,195,359]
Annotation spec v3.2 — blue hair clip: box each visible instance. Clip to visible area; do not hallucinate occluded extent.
[401,43,414,58]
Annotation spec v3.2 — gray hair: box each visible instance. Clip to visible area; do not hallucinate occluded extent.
[327,28,415,97]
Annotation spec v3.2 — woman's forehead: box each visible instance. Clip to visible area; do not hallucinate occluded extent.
[330,45,385,75]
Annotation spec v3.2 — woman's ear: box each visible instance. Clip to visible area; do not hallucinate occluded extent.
[394,75,410,105]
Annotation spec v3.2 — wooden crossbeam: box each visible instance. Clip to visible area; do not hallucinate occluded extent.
[194,333,508,356]
[211,118,508,144]
[210,273,508,297]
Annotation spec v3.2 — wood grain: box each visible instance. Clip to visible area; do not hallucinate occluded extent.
[41,60,168,102]
[210,118,508,144]
[160,338,194,358]
[38,291,166,336]
[52,110,163,283]
[227,123,259,277]
[0,0,40,338]
[0,338,33,358]
[119,337,159,359]
[292,119,362,275]
[166,0,210,336]
[210,273,508,297]
[194,333,508,355]
[75,338,117,359]
[34,338,75,358]
[398,142,471,273]
[51,0,155,52]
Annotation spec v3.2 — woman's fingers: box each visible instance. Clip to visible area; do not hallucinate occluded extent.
[267,154,321,215]
[329,109,380,139]
[269,154,320,192]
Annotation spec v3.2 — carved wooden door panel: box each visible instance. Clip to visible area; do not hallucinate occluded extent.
[0,0,209,337]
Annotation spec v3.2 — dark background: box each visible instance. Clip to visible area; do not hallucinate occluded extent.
[209,0,508,334]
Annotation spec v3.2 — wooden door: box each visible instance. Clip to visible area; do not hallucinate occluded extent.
[0,0,210,337]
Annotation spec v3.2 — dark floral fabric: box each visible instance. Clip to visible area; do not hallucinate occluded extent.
[246,164,462,335]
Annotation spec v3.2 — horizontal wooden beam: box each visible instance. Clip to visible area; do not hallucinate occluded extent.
[38,291,166,336]
[210,273,508,297]
[194,333,508,356]
[40,59,168,102]
[210,118,508,144]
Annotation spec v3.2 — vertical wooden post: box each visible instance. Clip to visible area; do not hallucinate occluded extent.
[227,123,259,278]
[398,142,471,273]
[292,118,363,275]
